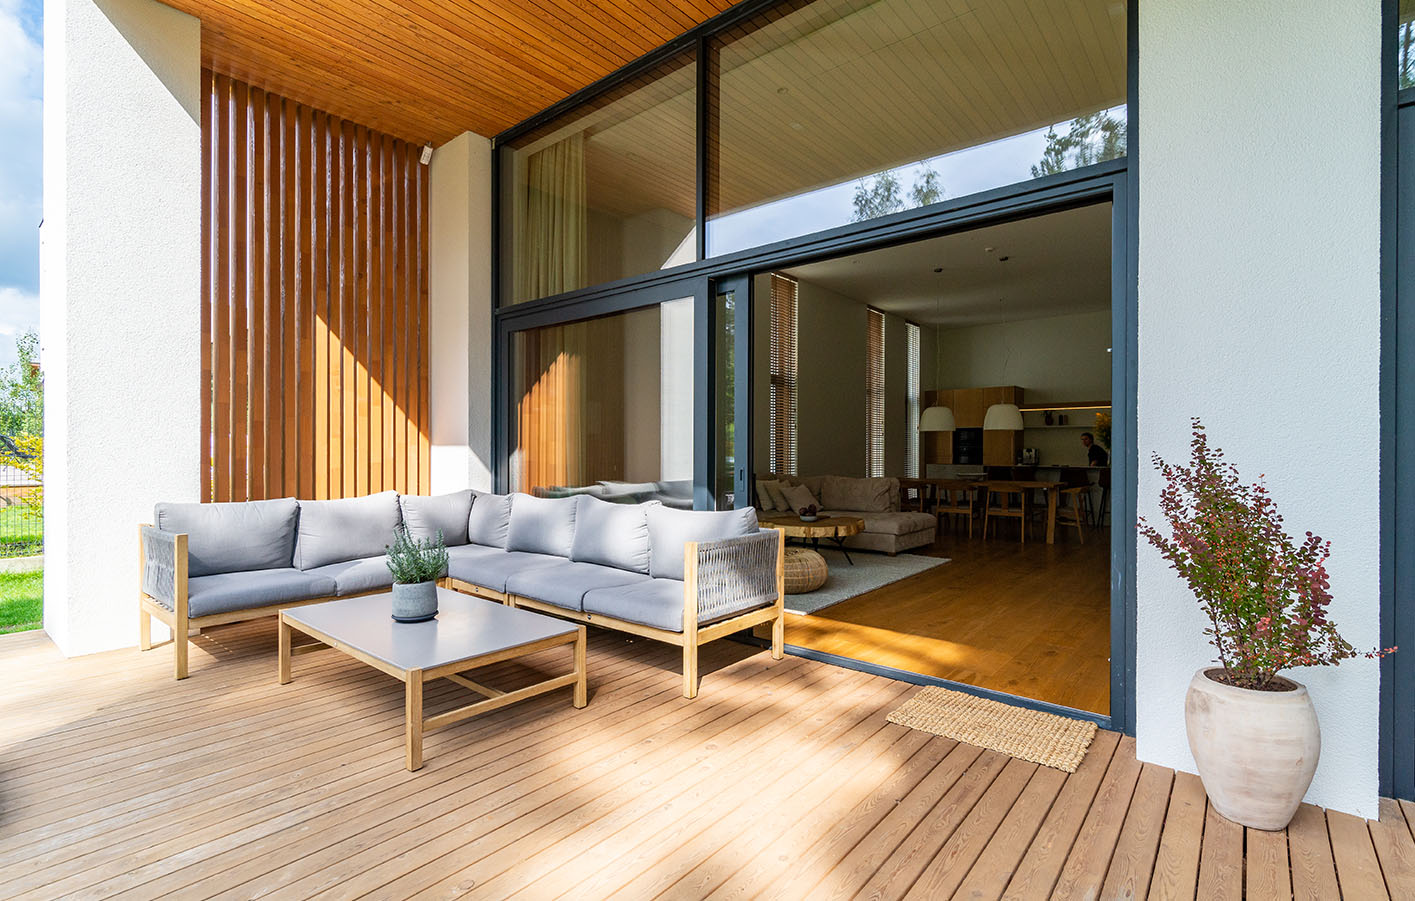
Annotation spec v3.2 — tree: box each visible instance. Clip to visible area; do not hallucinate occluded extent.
[0,330,43,437]
[851,164,945,223]
[1032,112,1128,179]
[1402,20,1415,90]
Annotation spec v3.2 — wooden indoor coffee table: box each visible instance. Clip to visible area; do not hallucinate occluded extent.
[761,514,866,564]
[278,588,586,771]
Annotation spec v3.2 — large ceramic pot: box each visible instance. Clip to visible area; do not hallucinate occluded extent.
[391,580,438,623]
[1185,668,1320,831]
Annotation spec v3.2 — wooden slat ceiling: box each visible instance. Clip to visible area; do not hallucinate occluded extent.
[156,0,739,145]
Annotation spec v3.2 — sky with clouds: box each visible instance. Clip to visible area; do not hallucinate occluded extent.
[0,0,41,370]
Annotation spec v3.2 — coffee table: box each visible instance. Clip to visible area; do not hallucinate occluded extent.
[278,588,586,771]
[761,514,866,564]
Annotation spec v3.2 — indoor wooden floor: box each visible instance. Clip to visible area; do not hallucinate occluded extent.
[758,521,1112,715]
[3,621,1411,900]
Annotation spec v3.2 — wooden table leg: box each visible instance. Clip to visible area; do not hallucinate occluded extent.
[1046,488,1058,545]
[406,668,424,771]
[573,627,588,709]
[278,614,292,684]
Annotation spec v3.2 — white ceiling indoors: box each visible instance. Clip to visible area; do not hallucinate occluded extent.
[780,202,1112,329]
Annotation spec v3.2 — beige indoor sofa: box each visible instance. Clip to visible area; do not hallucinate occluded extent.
[755,474,936,555]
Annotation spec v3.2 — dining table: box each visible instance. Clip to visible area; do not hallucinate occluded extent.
[903,477,1068,545]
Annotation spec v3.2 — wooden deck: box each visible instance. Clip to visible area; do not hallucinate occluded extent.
[1,621,1412,900]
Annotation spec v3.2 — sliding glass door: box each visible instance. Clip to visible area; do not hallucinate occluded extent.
[501,276,750,513]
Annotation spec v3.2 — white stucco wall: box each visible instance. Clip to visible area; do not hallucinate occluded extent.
[40,0,201,655]
[1137,0,1382,817]
[428,131,494,493]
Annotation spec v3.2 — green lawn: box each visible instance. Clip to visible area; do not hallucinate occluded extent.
[0,569,42,634]
[0,505,43,557]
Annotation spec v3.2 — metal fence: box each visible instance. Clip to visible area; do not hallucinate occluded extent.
[1,435,42,559]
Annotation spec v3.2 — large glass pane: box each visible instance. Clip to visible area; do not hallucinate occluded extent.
[510,300,695,507]
[707,0,1128,256]
[501,51,697,305]
[714,285,738,509]
[1402,1,1415,91]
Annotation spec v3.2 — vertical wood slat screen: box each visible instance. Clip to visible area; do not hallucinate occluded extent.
[866,308,885,478]
[202,71,430,502]
[906,322,920,478]
[769,274,798,476]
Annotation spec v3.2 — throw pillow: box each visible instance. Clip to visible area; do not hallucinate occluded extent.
[755,479,782,511]
[466,492,513,548]
[780,483,820,515]
[506,493,579,557]
[764,480,792,511]
[571,495,656,573]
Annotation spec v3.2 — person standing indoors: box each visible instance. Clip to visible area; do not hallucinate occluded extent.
[1080,432,1108,466]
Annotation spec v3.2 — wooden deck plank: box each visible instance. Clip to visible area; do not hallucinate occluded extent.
[1196,802,1244,901]
[1288,802,1340,901]
[902,757,1037,899]
[1372,797,1415,898]
[1244,827,1291,901]
[691,732,951,900]
[1045,734,1143,900]
[999,732,1125,899]
[1146,770,1206,901]
[1098,762,1173,900]
[0,623,1398,901]
[1328,808,1392,901]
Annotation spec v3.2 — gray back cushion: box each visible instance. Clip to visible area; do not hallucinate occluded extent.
[399,490,473,546]
[571,496,657,573]
[466,492,513,548]
[294,490,402,570]
[155,497,299,578]
[506,493,578,558]
[647,506,759,581]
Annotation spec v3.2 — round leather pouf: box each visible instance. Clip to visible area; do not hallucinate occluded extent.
[783,547,828,594]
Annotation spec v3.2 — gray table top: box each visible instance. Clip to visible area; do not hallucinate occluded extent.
[282,588,578,673]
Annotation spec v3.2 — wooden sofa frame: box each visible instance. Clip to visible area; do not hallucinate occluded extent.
[140,526,786,695]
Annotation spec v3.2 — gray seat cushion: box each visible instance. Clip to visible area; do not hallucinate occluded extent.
[467,493,513,548]
[506,560,650,613]
[399,490,473,545]
[571,496,655,574]
[445,547,563,593]
[186,568,337,617]
[646,506,759,581]
[819,510,937,536]
[154,497,298,577]
[305,555,394,596]
[506,493,579,557]
[583,578,686,632]
[295,491,402,570]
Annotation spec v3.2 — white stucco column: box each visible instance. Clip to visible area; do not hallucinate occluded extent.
[427,131,494,494]
[40,0,202,656]
[1137,1,1382,817]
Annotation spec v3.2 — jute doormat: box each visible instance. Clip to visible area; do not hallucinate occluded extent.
[886,686,1098,773]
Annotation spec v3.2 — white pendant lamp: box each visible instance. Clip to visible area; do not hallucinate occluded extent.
[983,403,1024,431]
[918,405,956,432]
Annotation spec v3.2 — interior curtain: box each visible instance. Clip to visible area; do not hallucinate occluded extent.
[517,133,588,303]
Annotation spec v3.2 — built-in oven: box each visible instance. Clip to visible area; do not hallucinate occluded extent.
[952,427,983,465]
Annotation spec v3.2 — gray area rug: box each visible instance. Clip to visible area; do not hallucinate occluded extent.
[785,548,948,616]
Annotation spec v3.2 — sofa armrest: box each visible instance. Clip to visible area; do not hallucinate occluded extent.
[687,529,782,624]
[139,524,187,612]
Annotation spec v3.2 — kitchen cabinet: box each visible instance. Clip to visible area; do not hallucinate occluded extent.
[922,385,1024,467]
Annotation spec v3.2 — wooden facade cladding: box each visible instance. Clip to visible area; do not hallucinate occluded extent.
[201,71,430,502]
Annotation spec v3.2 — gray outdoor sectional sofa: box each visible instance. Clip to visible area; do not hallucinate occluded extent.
[138,489,785,696]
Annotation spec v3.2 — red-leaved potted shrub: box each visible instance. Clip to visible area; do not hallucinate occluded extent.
[1139,419,1391,830]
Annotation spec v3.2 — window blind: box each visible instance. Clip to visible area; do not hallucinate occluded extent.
[769,274,799,476]
[906,322,920,478]
[866,308,886,478]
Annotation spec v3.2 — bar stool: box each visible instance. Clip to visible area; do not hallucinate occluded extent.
[983,482,1027,544]
[1092,469,1111,530]
[1056,485,1087,544]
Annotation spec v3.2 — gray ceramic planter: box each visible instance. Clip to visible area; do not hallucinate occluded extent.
[1185,668,1320,831]
[391,580,438,623]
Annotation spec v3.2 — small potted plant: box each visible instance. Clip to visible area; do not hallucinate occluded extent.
[1140,419,1391,830]
[798,504,819,522]
[386,524,449,623]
